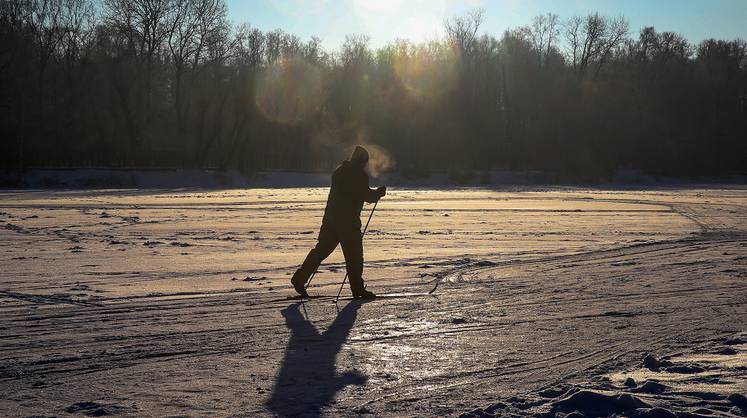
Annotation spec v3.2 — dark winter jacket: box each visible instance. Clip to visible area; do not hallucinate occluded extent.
[322,160,379,229]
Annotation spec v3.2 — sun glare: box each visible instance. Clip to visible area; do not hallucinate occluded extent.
[352,0,403,14]
[352,0,448,45]
[393,43,459,100]
[254,57,325,124]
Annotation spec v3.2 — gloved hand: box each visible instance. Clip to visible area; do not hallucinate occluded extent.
[377,186,387,198]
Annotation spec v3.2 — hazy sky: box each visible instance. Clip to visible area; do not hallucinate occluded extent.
[225,0,747,51]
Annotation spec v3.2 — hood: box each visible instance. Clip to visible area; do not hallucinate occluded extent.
[350,146,369,166]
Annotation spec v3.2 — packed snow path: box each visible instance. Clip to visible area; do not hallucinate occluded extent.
[1,187,745,416]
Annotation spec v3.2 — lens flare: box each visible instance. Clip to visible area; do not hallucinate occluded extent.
[393,43,459,100]
[255,57,325,124]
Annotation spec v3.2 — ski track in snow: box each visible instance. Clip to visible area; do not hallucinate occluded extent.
[0,187,745,417]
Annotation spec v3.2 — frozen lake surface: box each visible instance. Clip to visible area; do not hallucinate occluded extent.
[1,186,745,416]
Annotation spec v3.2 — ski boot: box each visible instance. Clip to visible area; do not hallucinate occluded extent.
[352,287,376,299]
[290,274,309,298]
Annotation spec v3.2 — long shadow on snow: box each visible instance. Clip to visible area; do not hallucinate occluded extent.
[266,301,368,417]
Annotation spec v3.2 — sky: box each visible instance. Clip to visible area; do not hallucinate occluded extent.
[225,0,747,51]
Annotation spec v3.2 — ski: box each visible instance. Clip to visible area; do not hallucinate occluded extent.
[427,278,441,294]
[334,279,441,302]
[334,292,439,302]
[284,294,332,301]
[282,279,441,302]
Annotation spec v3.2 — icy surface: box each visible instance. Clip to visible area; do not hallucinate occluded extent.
[0,186,745,416]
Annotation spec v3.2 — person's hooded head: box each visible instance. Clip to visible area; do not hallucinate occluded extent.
[350,145,369,168]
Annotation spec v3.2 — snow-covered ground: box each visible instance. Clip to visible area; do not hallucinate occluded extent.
[0,186,745,417]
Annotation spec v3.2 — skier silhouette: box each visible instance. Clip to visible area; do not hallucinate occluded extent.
[291,146,386,299]
[266,302,366,416]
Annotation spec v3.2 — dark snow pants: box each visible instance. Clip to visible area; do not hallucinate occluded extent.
[291,223,365,294]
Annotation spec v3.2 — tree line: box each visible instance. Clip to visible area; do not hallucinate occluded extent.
[1,1,745,178]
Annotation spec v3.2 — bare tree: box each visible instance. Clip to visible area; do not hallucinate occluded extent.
[654,31,692,62]
[304,36,323,64]
[58,0,96,63]
[444,8,485,59]
[0,0,28,73]
[521,13,560,67]
[340,34,371,67]
[281,32,302,57]
[233,23,262,68]
[697,38,747,75]
[592,15,629,78]
[27,0,65,98]
[264,29,284,64]
[565,13,629,79]
[166,0,198,136]
[246,26,265,67]
[105,0,174,117]
[166,0,227,139]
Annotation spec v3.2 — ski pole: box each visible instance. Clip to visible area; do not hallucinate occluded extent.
[304,267,318,290]
[334,200,378,303]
